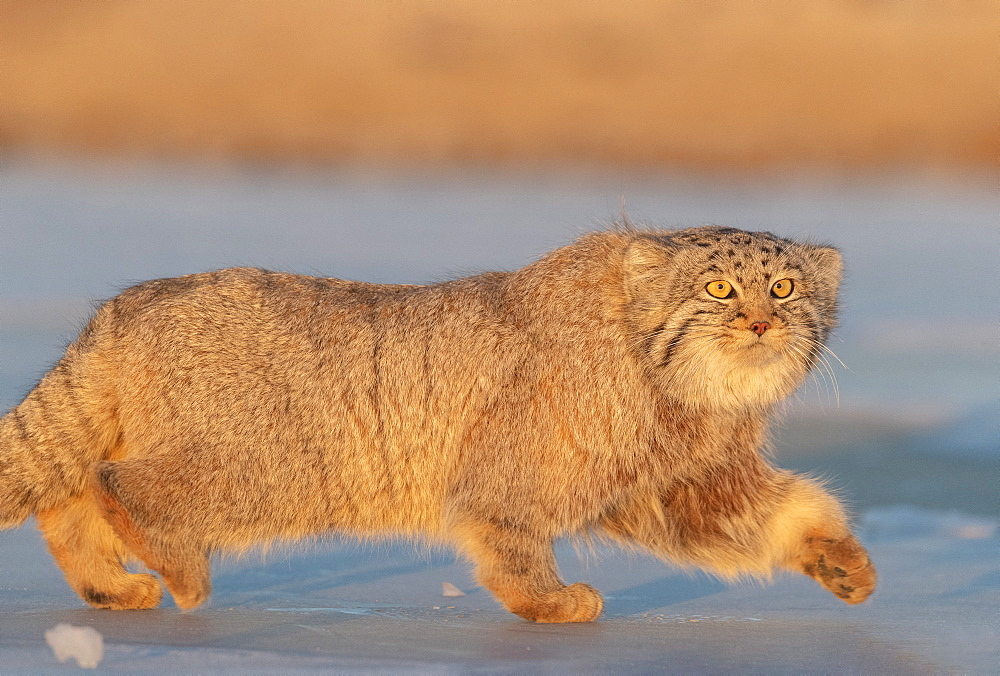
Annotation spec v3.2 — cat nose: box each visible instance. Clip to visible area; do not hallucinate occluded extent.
[750,321,771,336]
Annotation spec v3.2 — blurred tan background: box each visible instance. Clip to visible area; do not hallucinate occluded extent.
[3,0,997,172]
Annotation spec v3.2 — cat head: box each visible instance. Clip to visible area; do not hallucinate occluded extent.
[624,226,842,412]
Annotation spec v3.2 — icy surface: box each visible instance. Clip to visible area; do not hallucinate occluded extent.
[43,624,103,669]
[1,504,997,673]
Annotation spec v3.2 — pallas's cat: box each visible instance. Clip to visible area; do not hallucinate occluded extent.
[0,226,875,622]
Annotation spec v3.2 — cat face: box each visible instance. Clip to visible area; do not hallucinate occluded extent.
[626,227,842,411]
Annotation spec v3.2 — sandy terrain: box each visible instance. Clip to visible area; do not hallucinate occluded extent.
[2,0,997,171]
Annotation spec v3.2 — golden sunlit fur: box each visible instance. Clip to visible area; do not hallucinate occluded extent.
[0,226,875,621]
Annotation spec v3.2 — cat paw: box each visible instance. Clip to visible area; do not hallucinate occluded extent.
[511,583,604,623]
[161,572,211,611]
[80,573,163,610]
[800,534,876,604]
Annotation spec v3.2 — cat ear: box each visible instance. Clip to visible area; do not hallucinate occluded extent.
[809,245,843,285]
[625,237,675,269]
[624,238,676,299]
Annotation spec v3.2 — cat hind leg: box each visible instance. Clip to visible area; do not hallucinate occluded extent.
[36,493,163,610]
[94,460,212,610]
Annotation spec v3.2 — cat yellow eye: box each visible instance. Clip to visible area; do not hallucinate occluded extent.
[771,278,794,298]
[706,280,734,299]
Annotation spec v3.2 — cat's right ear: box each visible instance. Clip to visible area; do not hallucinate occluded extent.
[624,238,676,300]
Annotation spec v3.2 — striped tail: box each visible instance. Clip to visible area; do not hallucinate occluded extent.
[0,353,119,529]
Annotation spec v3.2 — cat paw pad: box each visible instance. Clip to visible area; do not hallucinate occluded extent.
[801,535,876,605]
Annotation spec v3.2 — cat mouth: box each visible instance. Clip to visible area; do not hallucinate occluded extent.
[733,333,789,362]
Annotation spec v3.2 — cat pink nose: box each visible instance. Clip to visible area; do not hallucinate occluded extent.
[750,321,771,335]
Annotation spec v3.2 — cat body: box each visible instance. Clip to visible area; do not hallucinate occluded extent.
[0,226,875,621]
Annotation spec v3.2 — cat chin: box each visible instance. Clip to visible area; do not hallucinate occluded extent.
[734,343,785,368]
[661,345,804,411]
[720,362,800,407]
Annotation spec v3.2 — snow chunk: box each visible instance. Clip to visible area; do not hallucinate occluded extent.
[45,624,103,669]
[862,505,998,541]
[442,582,465,597]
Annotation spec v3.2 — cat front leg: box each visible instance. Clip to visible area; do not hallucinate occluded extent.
[450,515,603,623]
[775,479,876,604]
[690,470,877,604]
[600,470,876,604]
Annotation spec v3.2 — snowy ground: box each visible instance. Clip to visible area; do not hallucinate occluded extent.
[1,165,996,672]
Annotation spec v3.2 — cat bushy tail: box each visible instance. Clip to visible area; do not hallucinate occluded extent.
[0,333,120,529]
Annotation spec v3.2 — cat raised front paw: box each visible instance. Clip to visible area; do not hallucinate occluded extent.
[800,533,876,604]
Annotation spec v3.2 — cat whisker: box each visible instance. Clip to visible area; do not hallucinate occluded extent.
[813,339,849,372]
[788,337,842,408]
